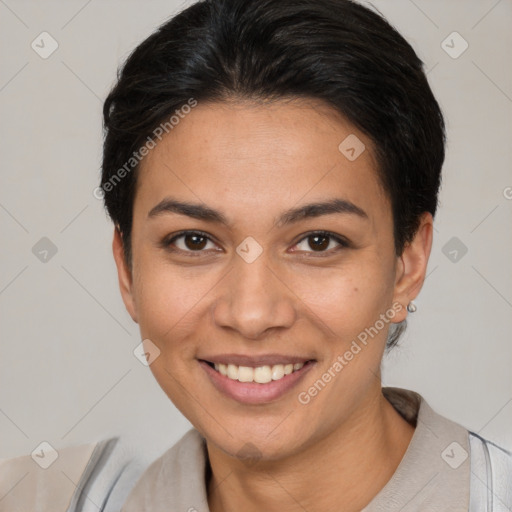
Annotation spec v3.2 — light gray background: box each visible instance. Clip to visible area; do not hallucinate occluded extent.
[1,0,511,463]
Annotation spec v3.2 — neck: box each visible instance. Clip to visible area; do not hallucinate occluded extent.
[207,386,415,512]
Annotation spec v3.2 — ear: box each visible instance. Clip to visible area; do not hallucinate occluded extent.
[391,212,433,323]
[112,228,138,323]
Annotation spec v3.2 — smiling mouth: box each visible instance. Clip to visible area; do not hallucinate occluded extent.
[202,360,315,384]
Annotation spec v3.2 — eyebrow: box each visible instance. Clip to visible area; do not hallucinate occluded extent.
[147,197,368,226]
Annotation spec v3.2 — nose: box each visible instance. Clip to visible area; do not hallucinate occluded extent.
[212,250,296,340]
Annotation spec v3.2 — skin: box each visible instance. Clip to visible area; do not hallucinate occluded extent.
[113,98,433,512]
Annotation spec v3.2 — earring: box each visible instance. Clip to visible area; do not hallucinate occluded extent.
[407,301,417,313]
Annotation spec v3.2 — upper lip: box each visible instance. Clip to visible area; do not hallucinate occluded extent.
[199,353,314,367]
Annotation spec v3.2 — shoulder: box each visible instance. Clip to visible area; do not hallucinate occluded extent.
[468,431,512,511]
[382,387,512,511]
[121,428,209,512]
[0,436,148,512]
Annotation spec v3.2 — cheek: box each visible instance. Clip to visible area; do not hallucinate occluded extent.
[288,258,395,336]
[132,253,220,347]
[131,256,217,417]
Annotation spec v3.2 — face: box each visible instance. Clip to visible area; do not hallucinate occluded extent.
[113,99,431,461]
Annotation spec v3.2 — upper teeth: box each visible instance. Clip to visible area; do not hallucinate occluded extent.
[213,362,305,383]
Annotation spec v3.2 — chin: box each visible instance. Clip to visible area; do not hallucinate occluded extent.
[202,412,319,463]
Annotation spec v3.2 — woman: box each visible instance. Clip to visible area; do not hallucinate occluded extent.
[3,0,505,511]
[98,0,512,510]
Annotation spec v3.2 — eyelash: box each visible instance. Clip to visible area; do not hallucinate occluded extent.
[161,230,350,258]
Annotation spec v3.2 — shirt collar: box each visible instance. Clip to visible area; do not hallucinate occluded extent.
[363,387,470,511]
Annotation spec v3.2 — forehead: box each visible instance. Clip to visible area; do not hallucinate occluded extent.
[134,98,390,226]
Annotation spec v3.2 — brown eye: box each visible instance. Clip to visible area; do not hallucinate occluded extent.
[307,234,330,251]
[293,231,349,255]
[183,233,208,250]
[163,231,217,254]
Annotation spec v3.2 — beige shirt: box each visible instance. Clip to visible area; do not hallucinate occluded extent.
[121,387,471,511]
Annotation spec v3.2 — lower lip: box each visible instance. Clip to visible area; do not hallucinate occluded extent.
[199,360,315,405]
